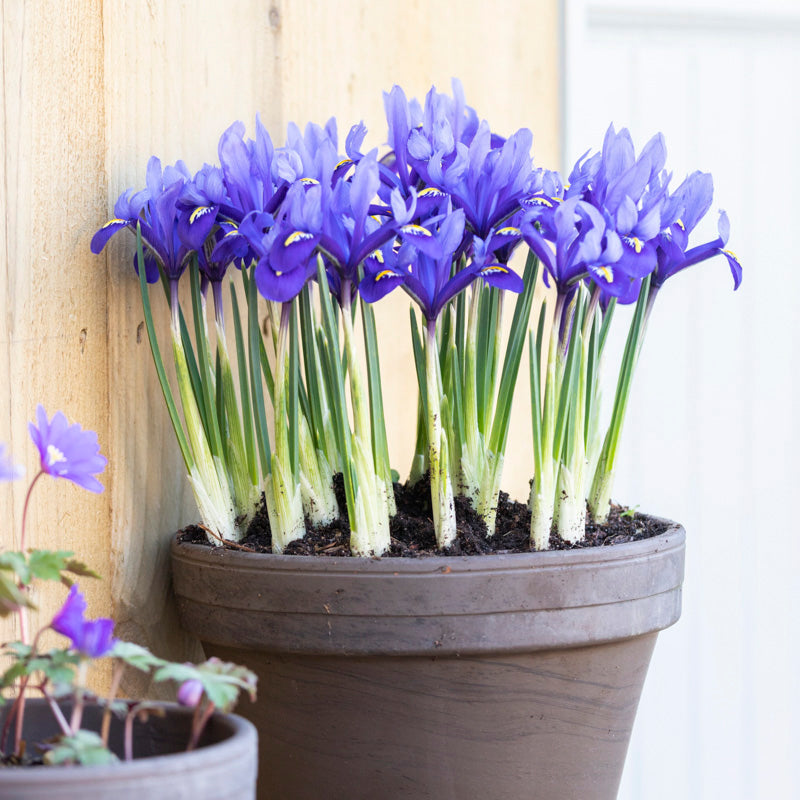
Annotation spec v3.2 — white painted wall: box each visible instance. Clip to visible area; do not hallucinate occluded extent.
[564,2,800,797]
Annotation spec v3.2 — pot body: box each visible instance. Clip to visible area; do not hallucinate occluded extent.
[171,523,685,800]
[0,700,257,799]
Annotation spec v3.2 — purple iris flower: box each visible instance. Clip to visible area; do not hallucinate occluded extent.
[91,157,192,285]
[405,92,534,238]
[0,444,22,482]
[652,171,742,290]
[252,151,415,305]
[51,585,116,658]
[28,405,107,493]
[273,118,348,185]
[177,163,230,253]
[566,125,668,280]
[241,190,319,304]
[521,196,627,297]
[218,116,280,218]
[360,203,522,322]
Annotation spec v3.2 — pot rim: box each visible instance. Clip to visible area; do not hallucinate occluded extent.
[0,704,256,779]
[171,516,684,575]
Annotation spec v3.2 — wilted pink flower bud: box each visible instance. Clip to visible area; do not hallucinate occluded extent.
[177,678,203,708]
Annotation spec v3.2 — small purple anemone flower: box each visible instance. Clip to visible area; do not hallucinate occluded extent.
[177,678,204,708]
[0,444,22,482]
[51,585,117,658]
[28,406,107,493]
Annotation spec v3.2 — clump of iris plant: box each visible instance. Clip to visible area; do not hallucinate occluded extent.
[93,80,740,554]
[0,410,256,765]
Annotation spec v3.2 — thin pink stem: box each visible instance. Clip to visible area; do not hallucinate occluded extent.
[41,688,71,736]
[19,470,45,554]
[187,702,215,752]
[100,662,125,747]
[124,710,135,761]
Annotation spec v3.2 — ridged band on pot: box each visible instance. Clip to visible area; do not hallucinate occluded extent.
[0,701,257,800]
[171,522,685,656]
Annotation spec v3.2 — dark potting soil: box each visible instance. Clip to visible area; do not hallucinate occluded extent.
[178,473,670,557]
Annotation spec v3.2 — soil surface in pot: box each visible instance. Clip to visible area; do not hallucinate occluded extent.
[179,473,670,557]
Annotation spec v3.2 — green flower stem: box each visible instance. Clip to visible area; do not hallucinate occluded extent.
[265,302,304,553]
[460,283,484,503]
[340,283,390,555]
[588,274,652,523]
[557,324,588,542]
[408,308,429,485]
[478,252,540,535]
[171,319,237,543]
[136,226,193,475]
[360,299,396,516]
[230,284,258,486]
[529,293,566,549]
[298,412,338,525]
[215,321,260,526]
[426,319,457,549]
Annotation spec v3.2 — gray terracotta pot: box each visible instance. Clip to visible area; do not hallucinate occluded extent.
[0,700,257,799]
[171,521,685,800]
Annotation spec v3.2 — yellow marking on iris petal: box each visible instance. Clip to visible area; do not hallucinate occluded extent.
[375,269,395,281]
[481,266,509,275]
[284,230,314,246]
[596,266,614,283]
[527,195,553,208]
[675,219,685,230]
[275,270,283,277]
[335,158,353,170]
[624,236,644,254]
[103,218,127,228]
[370,250,385,264]
[300,177,319,185]
[189,206,214,224]
[419,187,446,197]
[723,248,740,262]
[496,226,521,237]
[401,224,432,236]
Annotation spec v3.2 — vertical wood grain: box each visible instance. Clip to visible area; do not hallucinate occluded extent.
[0,0,111,682]
[2,0,560,697]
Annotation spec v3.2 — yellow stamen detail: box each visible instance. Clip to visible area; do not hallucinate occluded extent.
[189,206,214,224]
[625,236,644,254]
[401,224,432,236]
[284,230,314,247]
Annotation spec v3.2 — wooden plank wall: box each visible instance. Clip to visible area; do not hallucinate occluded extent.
[1,0,559,694]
